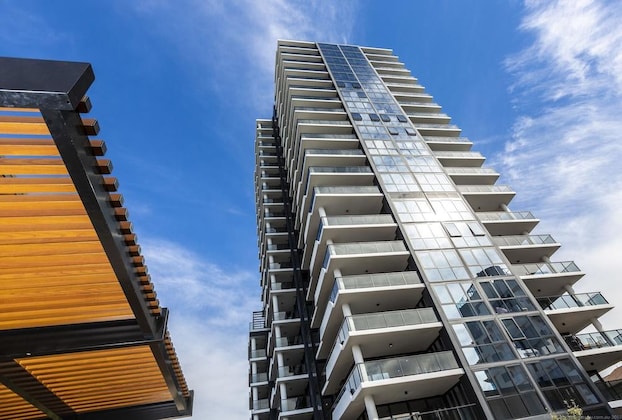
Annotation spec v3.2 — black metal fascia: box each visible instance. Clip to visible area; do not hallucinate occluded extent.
[148,338,192,412]
[75,395,193,420]
[0,316,167,360]
[0,57,93,110]
[40,107,161,337]
[0,360,76,420]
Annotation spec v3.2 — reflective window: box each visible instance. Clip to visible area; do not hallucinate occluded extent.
[458,247,510,278]
[419,250,470,282]
[501,315,564,358]
[393,199,436,223]
[403,223,452,250]
[433,282,489,319]
[481,279,536,314]
[429,198,473,221]
[453,320,516,365]
[443,222,492,247]
[527,358,599,410]
[475,366,546,419]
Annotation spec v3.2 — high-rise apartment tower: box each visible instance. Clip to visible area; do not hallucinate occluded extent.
[249,40,622,420]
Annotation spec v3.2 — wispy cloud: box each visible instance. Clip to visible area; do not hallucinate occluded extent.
[141,237,257,418]
[127,0,356,113]
[496,0,622,324]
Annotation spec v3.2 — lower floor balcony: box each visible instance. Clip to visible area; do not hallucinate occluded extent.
[538,292,613,334]
[513,261,584,297]
[566,329,622,372]
[331,351,464,420]
[278,396,314,420]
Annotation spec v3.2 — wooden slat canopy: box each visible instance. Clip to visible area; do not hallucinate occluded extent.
[0,57,192,419]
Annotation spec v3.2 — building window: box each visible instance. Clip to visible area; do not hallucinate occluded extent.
[419,250,470,282]
[527,358,599,411]
[458,247,510,278]
[501,315,564,358]
[480,279,536,314]
[475,365,546,419]
[403,222,452,250]
[453,320,516,364]
[433,281,490,319]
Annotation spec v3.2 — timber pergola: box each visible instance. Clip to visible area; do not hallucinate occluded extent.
[0,57,193,419]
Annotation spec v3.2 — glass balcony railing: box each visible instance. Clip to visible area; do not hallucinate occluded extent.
[272,311,299,321]
[317,214,395,242]
[493,234,557,247]
[445,167,498,175]
[249,372,268,383]
[414,123,459,129]
[565,329,622,351]
[335,351,459,407]
[281,396,312,412]
[330,272,421,302]
[301,133,357,139]
[322,241,407,269]
[249,349,266,359]
[511,261,580,276]
[274,336,303,348]
[294,106,345,113]
[458,185,514,193]
[304,148,365,156]
[252,399,269,410]
[304,167,372,194]
[537,292,608,311]
[278,365,307,378]
[269,261,293,270]
[478,211,536,221]
[308,185,381,214]
[326,308,438,367]
[297,119,351,125]
[270,281,294,290]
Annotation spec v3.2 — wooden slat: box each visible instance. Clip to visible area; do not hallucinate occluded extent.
[0,157,67,175]
[0,228,97,245]
[0,176,76,194]
[0,253,110,269]
[0,115,49,135]
[0,240,104,257]
[0,263,113,279]
[0,215,93,231]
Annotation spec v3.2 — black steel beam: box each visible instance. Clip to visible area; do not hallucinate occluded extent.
[76,394,193,420]
[40,107,161,337]
[0,57,93,110]
[0,360,76,420]
[149,339,192,412]
[0,316,166,360]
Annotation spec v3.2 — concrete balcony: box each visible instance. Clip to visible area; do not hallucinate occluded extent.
[445,167,499,185]
[565,329,622,372]
[511,261,584,298]
[302,214,397,270]
[433,150,485,167]
[413,123,461,137]
[423,136,473,152]
[493,234,561,264]
[538,292,613,334]
[477,211,539,236]
[322,308,442,395]
[331,351,463,420]
[316,272,425,356]
[297,167,375,225]
[299,185,384,248]
[457,185,515,212]
[308,241,411,324]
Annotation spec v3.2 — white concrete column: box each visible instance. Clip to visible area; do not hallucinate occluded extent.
[272,295,280,315]
[563,284,576,295]
[351,344,367,380]
[592,317,604,333]
[318,206,327,218]
[364,395,379,420]
[250,338,257,351]
[280,382,288,409]
[341,303,352,318]
[501,203,511,212]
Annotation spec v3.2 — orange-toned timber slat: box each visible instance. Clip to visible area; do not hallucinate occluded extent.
[0,384,45,420]
[0,115,98,136]
[0,138,106,156]
[0,157,68,175]
[0,177,77,194]
[17,346,174,413]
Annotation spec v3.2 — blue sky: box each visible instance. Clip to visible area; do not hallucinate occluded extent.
[1,1,621,418]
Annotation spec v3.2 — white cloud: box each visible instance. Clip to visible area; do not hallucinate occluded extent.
[128,0,356,113]
[141,238,257,419]
[497,0,622,326]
